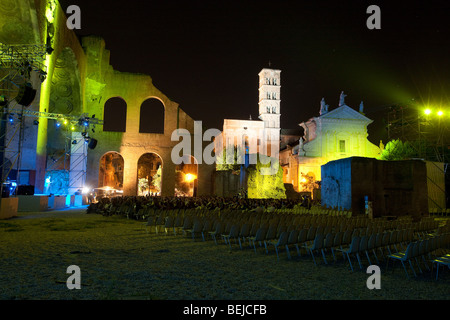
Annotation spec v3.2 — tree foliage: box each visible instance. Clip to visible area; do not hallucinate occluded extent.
[151,166,162,192]
[299,172,319,194]
[378,139,417,161]
[215,146,241,171]
[247,155,286,199]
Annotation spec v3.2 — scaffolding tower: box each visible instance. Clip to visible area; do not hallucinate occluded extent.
[1,43,103,197]
[386,103,449,212]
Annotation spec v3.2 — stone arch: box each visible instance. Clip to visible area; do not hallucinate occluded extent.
[98,151,124,192]
[103,97,127,132]
[137,152,163,196]
[175,155,198,197]
[139,97,165,134]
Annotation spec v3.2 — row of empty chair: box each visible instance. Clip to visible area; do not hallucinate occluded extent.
[429,208,450,216]
[143,207,449,279]
[386,234,450,279]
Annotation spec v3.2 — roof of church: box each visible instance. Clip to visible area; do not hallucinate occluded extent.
[320,104,373,123]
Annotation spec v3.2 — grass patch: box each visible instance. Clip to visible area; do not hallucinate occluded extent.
[0,222,24,232]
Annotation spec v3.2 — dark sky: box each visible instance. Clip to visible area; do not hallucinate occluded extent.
[59,0,450,144]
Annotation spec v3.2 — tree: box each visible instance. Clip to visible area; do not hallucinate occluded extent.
[377,139,417,161]
[247,155,286,199]
[138,178,149,195]
[215,146,241,171]
[151,166,162,192]
[299,172,319,194]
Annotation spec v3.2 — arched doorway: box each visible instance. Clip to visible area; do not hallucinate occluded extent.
[98,152,124,196]
[174,155,198,197]
[137,153,163,196]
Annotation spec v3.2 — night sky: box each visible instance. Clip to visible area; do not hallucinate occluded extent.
[59,0,450,144]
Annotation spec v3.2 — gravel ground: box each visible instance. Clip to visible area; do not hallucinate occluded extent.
[0,207,449,300]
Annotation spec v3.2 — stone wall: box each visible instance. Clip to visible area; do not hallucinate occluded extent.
[322,157,428,220]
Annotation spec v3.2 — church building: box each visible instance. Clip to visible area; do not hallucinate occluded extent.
[219,68,282,161]
[280,91,381,192]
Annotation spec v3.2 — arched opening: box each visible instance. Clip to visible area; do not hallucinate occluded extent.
[174,155,198,197]
[139,98,164,133]
[103,97,127,132]
[98,152,124,197]
[137,153,162,196]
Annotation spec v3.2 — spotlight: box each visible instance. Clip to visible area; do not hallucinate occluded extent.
[84,121,89,127]
[8,115,13,123]
[33,120,39,125]
[72,140,77,145]
[437,110,443,116]
[56,121,61,127]
[88,138,97,150]
[424,108,431,115]
[16,82,36,106]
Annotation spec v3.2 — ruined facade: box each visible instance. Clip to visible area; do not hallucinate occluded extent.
[0,0,214,197]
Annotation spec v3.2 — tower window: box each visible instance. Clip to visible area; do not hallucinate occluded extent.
[265,78,270,85]
[272,92,276,99]
[273,78,277,85]
[267,92,271,99]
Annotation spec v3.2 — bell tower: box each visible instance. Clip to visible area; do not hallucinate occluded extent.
[258,68,281,157]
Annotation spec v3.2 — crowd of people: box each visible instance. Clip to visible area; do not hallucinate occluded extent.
[87,194,314,217]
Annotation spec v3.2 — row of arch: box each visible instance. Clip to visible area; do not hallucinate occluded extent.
[103,97,165,133]
[99,152,198,197]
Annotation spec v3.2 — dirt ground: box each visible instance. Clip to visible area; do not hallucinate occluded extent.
[0,207,449,300]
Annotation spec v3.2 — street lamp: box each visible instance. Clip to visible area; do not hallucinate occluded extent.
[185,173,197,197]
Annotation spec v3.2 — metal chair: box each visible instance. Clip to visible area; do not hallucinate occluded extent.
[305,233,325,266]
[266,231,290,260]
[337,236,360,272]
[386,241,417,278]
